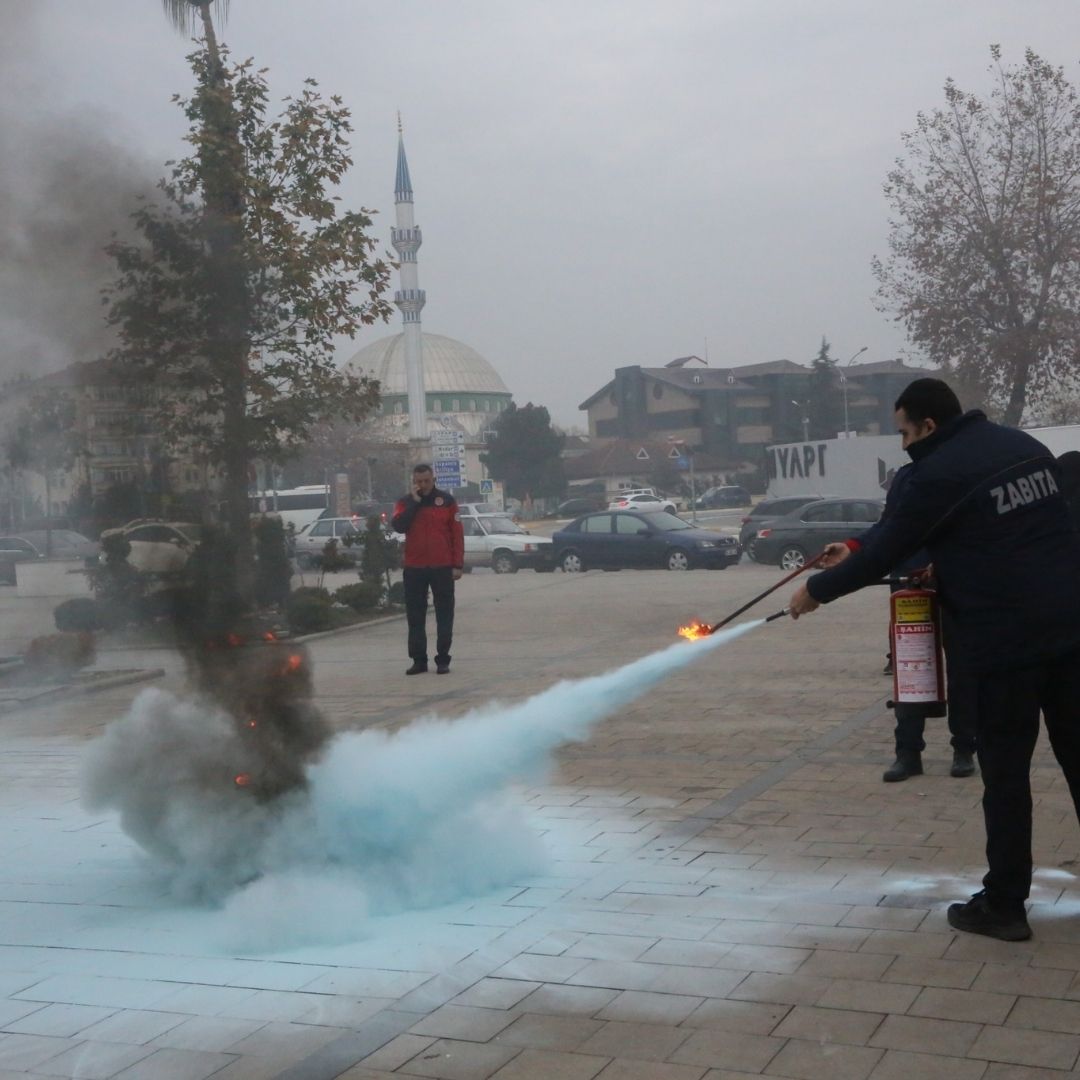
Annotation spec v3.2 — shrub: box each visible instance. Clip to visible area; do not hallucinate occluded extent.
[387,580,406,606]
[285,589,334,635]
[24,632,96,677]
[54,597,103,633]
[253,515,292,608]
[334,581,383,612]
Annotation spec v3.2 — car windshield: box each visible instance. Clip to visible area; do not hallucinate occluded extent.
[641,512,692,531]
[482,516,525,534]
[175,525,203,543]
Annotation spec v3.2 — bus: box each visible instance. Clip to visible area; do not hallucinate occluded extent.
[249,485,329,533]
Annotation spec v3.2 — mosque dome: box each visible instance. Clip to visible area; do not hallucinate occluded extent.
[348,332,511,396]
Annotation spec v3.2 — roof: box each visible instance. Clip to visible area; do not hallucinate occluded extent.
[347,332,511,395]
[394,133,413,200]
[563,438,732,479]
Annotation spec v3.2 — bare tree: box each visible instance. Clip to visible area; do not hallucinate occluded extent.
[875,47,1080,424]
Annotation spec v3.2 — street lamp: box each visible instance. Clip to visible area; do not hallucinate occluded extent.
[840,346,869,437]
[790,400,810,443]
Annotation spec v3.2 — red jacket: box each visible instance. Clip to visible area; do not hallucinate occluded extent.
[391,488,465,569]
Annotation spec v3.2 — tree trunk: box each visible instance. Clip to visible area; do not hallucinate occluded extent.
[197,2,255,602]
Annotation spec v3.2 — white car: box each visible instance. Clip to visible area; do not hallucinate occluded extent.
[101,520,203,577]
[461,514,553,574]
[607,492,678,514]
[292,516,362,569]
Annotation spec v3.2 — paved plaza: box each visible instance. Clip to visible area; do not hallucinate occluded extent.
[3,564,1080,1079]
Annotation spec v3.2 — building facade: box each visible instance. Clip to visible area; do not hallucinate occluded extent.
[579,356,931,480]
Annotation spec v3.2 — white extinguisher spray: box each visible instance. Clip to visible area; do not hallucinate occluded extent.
[889,586,947,709]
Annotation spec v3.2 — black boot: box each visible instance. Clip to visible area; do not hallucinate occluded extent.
[950,750,976,778]
[947,890,1031,941]
[405,660,428,675]
[883,753,922,782]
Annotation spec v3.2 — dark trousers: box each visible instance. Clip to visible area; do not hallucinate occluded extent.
[403,566,455,665]
[894,656,977,754]
[976,647,1080,902]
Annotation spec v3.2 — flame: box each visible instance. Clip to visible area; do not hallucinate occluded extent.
[234,773,252,787]
[263,632,277,642]
[284,654,303,673]
[678,620,711,641]
[226,633,244,647]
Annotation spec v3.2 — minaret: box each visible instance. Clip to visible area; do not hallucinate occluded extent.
[391,117,428,447]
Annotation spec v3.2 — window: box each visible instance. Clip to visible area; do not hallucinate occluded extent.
[802,503,844,523]
[310,521,334,537]
[433,399,442,413]
[615,514,645,534]
[452,399,460,411]
[847,502,883,523]
[334,521,360,538]
[581,514,612,534]
[469,400,476,411]
[394,402,403,414]
[461,518,481,536]
[652,384,663,399]
[483,400,491,412]
[0,539,36,554]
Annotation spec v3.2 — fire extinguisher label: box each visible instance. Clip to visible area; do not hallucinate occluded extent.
[893,594,933,624]
[894,623,940,701]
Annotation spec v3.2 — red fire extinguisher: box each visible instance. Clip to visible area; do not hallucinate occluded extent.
[889,586,947,711]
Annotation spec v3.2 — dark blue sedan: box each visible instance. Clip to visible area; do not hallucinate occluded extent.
[553,510,740,572]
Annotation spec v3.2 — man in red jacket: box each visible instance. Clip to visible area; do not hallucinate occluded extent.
[391,464,465,675]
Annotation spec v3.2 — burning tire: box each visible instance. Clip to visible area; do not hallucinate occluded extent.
[560,549,585,573]
[492,550,518,574]
[778,545,806,571]
[666,548,691,571]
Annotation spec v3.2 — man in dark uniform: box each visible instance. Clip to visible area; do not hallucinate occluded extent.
[790,378,1080,941]
[391,464,465,675]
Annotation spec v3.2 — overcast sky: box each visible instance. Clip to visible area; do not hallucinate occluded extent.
[6,1,1080,427]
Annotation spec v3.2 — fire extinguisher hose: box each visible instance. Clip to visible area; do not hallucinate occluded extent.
[707,550,827,635]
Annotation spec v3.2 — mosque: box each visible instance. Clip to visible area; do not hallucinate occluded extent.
[347,127,514,480]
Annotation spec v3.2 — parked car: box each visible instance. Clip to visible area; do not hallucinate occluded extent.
[738,495,834,558]
[751,498,884,570]
[100,521,204,577]
[462,514,553,573]
[0,531,99,585]
[694,485,752,510]
[553,510,740,572]
[607,492,678,515]
[555,494,606,518]
[292,516,363,569]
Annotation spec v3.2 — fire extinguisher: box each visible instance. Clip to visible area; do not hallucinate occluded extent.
[889,585,947,714]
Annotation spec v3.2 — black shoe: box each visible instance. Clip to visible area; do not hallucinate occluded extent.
[883,753,922,782]
[405,661,428,675]
[950,750,976,778]
[882,658,893,676]
[436,662,450,674]
[947,890,1031,941]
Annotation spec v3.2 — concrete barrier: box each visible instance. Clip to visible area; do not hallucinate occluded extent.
[15,560,94,598]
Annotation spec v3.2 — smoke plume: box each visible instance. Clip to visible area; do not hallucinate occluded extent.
[0,5,156,379]
[82,620,761,951]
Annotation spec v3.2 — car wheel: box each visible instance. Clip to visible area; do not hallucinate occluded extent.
[560,549,585,573]
[666,548,691,571]
[746,541,760,562]
[778,546,806,571]
[492,550,518,574]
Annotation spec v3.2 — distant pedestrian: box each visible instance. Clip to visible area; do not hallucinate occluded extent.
[391,464,464,675]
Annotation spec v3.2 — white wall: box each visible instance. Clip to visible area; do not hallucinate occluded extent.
[766,434,907,499]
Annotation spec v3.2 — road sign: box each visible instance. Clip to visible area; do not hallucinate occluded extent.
[479,479,494,494]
